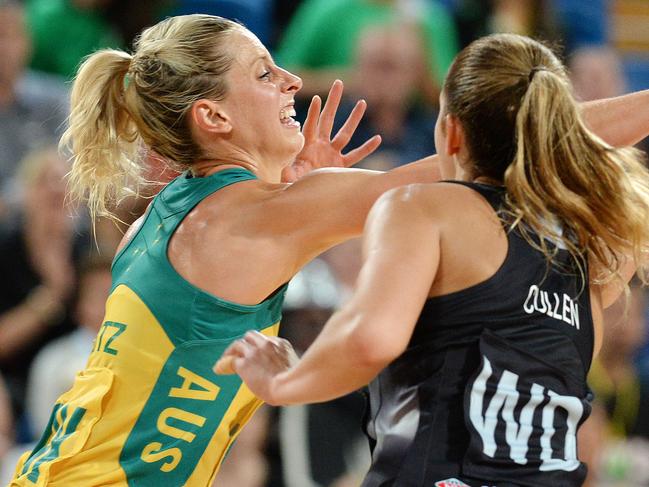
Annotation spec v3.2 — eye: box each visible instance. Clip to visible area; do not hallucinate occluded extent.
[259,70,271,80]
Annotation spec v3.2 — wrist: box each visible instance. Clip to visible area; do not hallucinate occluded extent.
[267,372,289,407]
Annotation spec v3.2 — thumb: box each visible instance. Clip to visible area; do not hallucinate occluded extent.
[214,355,236,375]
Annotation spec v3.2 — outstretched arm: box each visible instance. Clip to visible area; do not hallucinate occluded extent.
[216,185,440,405]
[257,79,440,274]
[281,80,382,182]
[581,89,649,147]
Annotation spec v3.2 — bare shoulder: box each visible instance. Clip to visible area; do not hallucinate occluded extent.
[115,203,151,254]
[188,178,282,231]
[372,181,489,219]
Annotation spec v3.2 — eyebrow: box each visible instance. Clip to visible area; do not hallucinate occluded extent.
[252,53,275,66]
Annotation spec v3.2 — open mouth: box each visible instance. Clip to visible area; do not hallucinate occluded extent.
[280,107,300,128]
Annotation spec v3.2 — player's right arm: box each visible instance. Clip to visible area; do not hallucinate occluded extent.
[254,79,442,274]
[269,157,440,259]
[216,184,442,405]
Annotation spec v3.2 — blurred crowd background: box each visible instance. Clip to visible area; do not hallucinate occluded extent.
[0,0,648,486]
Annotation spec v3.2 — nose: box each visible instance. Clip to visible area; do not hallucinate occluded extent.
[280,67,302,94]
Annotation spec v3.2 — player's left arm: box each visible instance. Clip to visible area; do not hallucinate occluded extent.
[581,89,649,147]
[215,184,441,405]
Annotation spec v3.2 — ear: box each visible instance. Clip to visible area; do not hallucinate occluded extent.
[190,99,232,134]
[444,114,465,156]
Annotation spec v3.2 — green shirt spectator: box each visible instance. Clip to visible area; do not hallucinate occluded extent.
[275,0,459,99]
[26,0,122,79]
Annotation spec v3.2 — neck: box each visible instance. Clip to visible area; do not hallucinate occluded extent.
[190,157,283,183]
[193,142,291,183]
[190,160,252,177]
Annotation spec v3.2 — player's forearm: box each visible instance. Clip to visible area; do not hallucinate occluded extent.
[387,154,440,184]
[268,311,385,405]
[282,155,440,256]
[581,89,649,147]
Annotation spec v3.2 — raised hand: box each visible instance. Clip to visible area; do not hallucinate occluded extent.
[214,331,298,405]
[282,80,382,182]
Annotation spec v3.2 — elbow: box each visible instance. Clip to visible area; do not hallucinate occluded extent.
[346,321,406,370]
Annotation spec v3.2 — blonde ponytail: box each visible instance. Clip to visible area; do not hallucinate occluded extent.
[61,49,142,223]
[506,67,649,283]
[61,15,244,223]
[444,33,649,284]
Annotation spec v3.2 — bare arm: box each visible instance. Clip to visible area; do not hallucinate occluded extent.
[269,78,440,263]
[217,185,441,405]
[592,254,638,309]
[581,89,649,147]
[271,157,440,265]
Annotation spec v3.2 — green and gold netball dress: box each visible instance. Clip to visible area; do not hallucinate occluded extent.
[13,168,286,486]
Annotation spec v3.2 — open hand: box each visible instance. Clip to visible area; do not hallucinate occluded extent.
[282,80,382,182]
[214,331,298,405]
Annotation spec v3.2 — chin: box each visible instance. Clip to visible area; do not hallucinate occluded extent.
[287,132,305,157]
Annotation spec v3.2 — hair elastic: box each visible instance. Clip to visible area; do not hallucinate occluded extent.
[528,66,545,82]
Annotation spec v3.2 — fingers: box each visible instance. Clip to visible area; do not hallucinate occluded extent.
[214,339,249,375]
[244,332,292,364]
[214,355,236,375]
[301,95,321,141]
[214,332,293,375]
[342,135,382,167]
[318,79,344,140]
[331,99,367,152]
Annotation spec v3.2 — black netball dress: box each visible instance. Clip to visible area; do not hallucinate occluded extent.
[362,182,594,487]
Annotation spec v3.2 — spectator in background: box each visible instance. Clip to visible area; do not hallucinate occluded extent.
[592,283,649,439]
[26,0,122,79]
[579,281,649,486]
[438,0,493,49]
[167,0,273,46]
[442,1,608,55]
[569,46,626,102]
[335,22,438,168]
[0,146,88,439]
[550,0,608,53]
[488,0,559,39]
[25,252,112,436]
[275,0,459,104]
[105,0,170,50]
[0,0,68,215]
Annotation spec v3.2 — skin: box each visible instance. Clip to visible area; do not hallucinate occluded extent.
[121,30,649,312]
[214,87,649,406]
[118,29,442,308]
